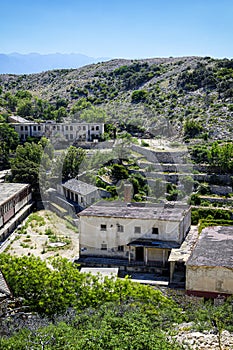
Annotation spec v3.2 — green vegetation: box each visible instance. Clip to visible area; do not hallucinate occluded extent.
[191,207,232,225]
[190,141,233,174]
[0,254,233,349]
[0,122,19,169]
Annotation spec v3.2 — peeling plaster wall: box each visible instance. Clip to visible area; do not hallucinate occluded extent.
[186,265,233,295]
[79,215,184,259]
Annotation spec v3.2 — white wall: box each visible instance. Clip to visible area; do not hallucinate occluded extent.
[80,215,182,251]
[186,265,233,295]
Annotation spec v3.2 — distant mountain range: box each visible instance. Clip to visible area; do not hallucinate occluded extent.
[0,53,110,74]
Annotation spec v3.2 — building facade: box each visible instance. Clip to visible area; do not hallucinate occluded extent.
[186,226,233,298]
[79,202,191,266]
[0,183,32,241]
[10,119,104,142]
[60,179,102,211]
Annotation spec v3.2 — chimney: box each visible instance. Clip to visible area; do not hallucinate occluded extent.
[124,183,133,203]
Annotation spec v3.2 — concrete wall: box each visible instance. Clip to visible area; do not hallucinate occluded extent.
[80,215,183,255]
[186,265,233,296]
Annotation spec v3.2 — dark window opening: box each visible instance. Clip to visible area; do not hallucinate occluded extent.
[152,227,159,234]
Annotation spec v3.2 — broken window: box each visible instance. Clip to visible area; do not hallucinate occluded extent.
[152,227,159,234]
[100,224,107,231]
[117,224,124,232]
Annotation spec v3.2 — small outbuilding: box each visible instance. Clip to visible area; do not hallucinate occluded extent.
[186,226,233,298]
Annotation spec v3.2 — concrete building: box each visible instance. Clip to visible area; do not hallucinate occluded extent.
[0,183,32,242]
[79,202,191,266]
[186,226,233,298]
[10,118,104,142]
[61,179,102,210]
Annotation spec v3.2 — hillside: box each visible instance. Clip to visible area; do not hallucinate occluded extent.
[1,56,233,140]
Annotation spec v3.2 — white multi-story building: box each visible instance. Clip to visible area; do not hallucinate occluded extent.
[10,117,104,142]
[79,202,191,266]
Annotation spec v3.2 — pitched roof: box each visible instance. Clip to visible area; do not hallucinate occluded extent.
[0,270,11,298]
[62,179,98,196]
[186,226,233,268]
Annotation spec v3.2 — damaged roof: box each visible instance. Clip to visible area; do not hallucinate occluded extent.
[62,179,98,195]
[79,201,190,221]
[186,226,233,268]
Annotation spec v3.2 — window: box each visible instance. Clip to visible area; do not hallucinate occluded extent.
[66,126,69,131]
[83,126,86,130]
[152,227,159,234]
[25,126,28,131]
[70,126,73,131]
[20,126,24,131]
[101,244,107,250]
[33,125,37,131]
[91,126,95,131]
[38,126,41,131]
[100,224,107,231]
[81,196,84,203]
[96,126,99,131]
[117,224,124,232]
[118,245,124,252]
[134,226,141,234]
[70,134,73,139]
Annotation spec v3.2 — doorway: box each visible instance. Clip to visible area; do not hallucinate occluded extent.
[135,246,144,261]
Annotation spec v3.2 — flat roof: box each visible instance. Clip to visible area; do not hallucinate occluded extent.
[0,183,29,207]
[79,201,190,220]
[169,226,199,263]
[62,179,98,195]
[186,226,233,268]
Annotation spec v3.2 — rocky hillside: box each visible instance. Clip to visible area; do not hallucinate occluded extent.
[1,56,233,140]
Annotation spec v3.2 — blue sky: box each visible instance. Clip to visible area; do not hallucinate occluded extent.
[1,0,233,58]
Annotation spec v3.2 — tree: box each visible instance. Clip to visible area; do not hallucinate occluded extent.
[0,123,19,168]
[10,142,43,187]
[17,99,33,117]
[183,119,203,138]
[80,106,108,123]
[131,90,148,103]
[62,146,86,181]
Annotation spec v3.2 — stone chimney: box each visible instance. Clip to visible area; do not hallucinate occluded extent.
[124,183,133,203]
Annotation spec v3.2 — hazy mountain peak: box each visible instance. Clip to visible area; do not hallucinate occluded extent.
[0,52,111,74]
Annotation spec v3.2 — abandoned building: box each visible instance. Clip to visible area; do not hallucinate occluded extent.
[78,201,191,270]
[10,117,104,142]
[186,226,233,298]
[0,183,32,242]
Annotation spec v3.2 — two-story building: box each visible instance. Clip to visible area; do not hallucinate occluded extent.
[10,118,104,142]
[78,201,191,267]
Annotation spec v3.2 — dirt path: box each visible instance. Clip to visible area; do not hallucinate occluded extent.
[5,210,79,261]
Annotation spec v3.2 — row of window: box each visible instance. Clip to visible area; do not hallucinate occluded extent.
[101,244,124,251]
[100,224,159,235]
[20,125,42,131]
[19,125,101,132]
